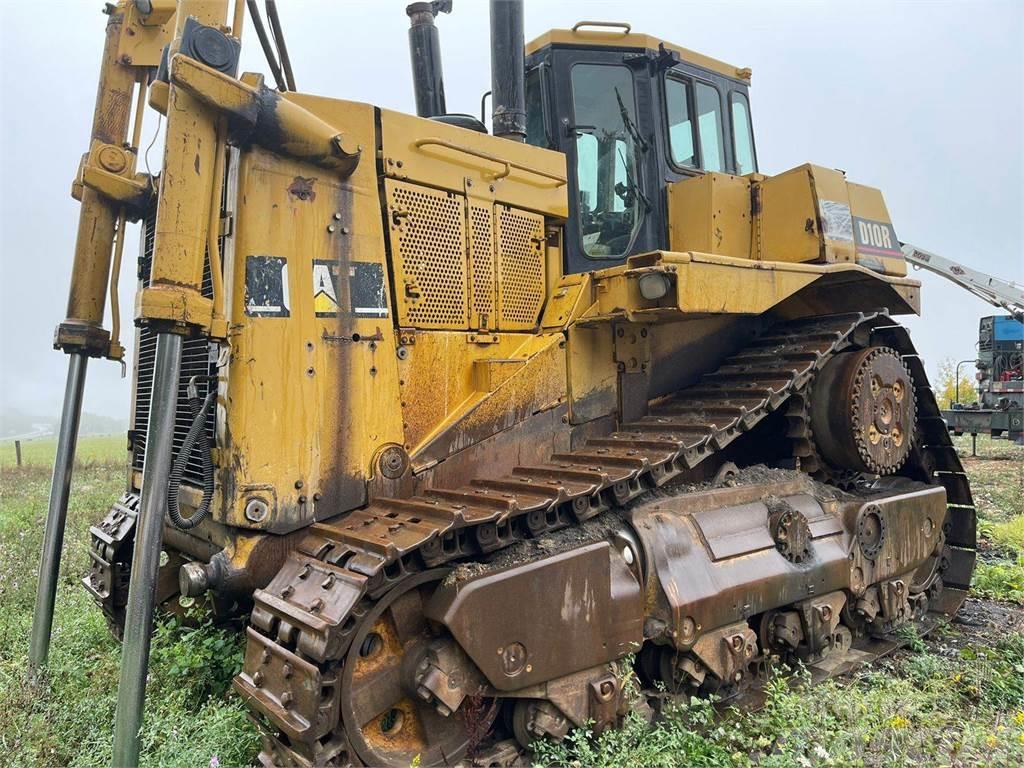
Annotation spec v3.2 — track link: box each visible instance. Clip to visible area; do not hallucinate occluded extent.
[232,312,975,766]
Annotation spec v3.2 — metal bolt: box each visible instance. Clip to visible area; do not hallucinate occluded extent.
[327,224,336,233]
[295,480,304,489]
[333,212,342,220]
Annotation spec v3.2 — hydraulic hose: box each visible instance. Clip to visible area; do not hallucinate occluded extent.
[167,376,216,530]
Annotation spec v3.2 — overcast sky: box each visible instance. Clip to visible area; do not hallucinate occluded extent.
[1,0,1021,425]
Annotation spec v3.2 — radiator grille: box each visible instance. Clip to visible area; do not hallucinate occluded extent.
[131,206,218,487]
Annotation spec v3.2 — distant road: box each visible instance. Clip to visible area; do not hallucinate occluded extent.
[1,429,54,442]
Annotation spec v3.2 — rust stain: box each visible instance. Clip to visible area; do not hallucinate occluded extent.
[287,176,318,202]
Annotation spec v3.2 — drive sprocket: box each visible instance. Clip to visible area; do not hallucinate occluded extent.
[809,346,916,475]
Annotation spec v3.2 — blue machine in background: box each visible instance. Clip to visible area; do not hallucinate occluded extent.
[946,314,1024,444]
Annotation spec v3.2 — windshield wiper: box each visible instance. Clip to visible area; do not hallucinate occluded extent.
[615,86,649,153]
[616,146,651,213]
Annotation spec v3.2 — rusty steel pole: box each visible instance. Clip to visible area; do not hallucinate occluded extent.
[112,332,182,768]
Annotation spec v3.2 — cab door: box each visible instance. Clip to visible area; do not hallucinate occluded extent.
[530,47,663,274]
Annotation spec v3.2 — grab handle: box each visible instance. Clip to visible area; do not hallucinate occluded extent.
[413,138,567,186]
[571,21,632,35]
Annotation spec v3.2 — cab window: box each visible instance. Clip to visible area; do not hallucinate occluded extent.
[730,91,756,174]
[695,82,724,172]
[570,63,644,258]
[666,77,696,167]
[525,67,547,148]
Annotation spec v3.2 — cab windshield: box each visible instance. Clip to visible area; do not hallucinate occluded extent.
[570,63,644,258]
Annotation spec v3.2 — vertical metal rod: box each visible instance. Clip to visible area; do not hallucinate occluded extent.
[28,353,89,671]
[112,332,183,768]
[490,0,526,141]
[972,433,977,457]
[14,440,21,467]
[954,358,978,406]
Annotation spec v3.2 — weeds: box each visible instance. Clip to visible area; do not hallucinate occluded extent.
[0,437,258,767]
[973,557,1024,604]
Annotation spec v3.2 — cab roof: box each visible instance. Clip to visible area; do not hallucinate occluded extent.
[526,24,751,84]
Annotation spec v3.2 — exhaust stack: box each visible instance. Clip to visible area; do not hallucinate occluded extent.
[489,0,526,141]
[406,1,451,118]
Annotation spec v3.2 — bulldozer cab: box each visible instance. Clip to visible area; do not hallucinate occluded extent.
[525,25,757,273]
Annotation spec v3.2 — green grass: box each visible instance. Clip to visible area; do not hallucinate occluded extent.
[535,639,1024,767]
[0,436,259,767]
[1,434,1021,767]
[955,434,1024,604]
[0,434,127,470]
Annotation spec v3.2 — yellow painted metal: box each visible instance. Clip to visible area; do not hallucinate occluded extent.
[567,324,616,425]
[808,166,857,264]
[583,251,921,324]
[667,173,752,260]
[117,0,177,67]
[526,26,751,83]
[379,109,568,218]
[221,100,404,532]
[134,2,230,331]
[60,6,138,354]
[848,182,907,276]
[397,332,566,470]
[752,164,855,265]
[541,274,590,330]
[752,165,822,264]
[138,74,219,330]
[169,58,361,172]
[670,165,906,279]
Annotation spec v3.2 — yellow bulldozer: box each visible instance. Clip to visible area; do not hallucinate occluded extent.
[30,1,975,765]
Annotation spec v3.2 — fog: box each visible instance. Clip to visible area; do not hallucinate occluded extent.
[1,0,1020,427]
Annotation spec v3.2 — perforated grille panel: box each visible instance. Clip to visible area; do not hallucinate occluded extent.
[385,181,546,331]
[496,206,545,329]
[468,205,495,329]
[387,181,468,328]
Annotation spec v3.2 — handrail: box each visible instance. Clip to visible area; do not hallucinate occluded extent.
[413,138,567,186]
[571,21,632,34]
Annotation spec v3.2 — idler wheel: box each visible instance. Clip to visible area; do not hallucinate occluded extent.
[810,347,916,475]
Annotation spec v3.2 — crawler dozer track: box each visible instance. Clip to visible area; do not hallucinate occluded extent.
[234,312,975,767]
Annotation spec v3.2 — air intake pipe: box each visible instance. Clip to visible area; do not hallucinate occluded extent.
[490,0,526,141]
[406,1,451,118]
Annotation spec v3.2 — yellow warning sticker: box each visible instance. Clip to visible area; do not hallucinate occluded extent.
[312,261,340,317]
